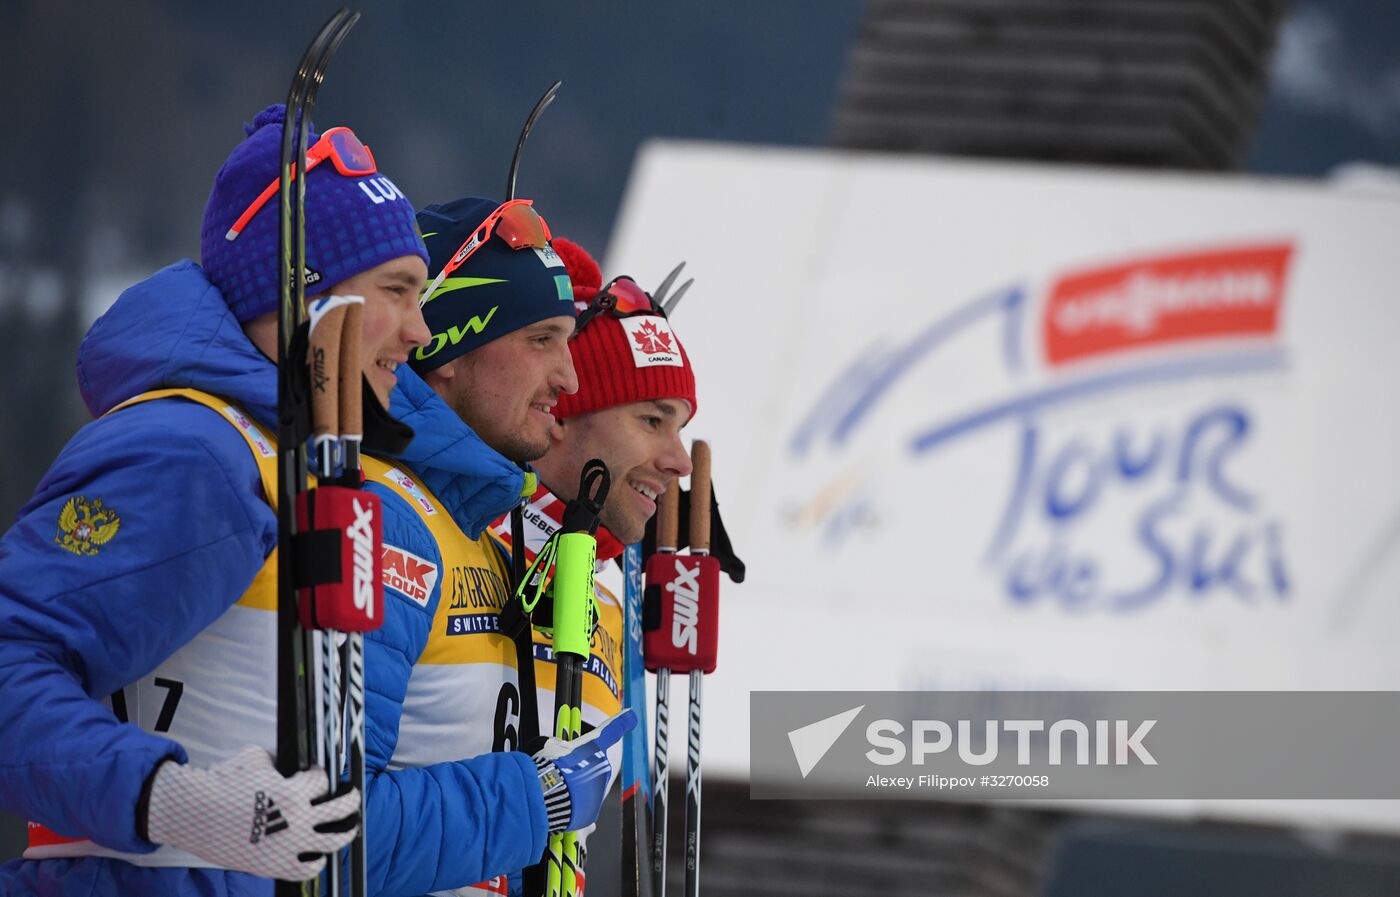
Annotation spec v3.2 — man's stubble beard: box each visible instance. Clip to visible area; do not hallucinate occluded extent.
[599,490,645,545]
[496,432,550,465]
[445,391,549,465]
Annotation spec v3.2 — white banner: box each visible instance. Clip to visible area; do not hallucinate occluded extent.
[609,140,1400,831]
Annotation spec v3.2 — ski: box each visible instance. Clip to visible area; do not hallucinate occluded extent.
[274,9,362,897]
[620,540,654,897]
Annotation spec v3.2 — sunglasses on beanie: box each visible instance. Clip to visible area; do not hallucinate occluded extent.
[418,199,553,307]
[225,126,377,241]
[573,275,667,334]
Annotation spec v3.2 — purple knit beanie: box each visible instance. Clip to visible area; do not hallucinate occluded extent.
[200,104,429,322]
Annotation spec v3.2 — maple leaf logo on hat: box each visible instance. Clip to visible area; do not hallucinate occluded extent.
[632,319,675,354]
[550,235,696,417]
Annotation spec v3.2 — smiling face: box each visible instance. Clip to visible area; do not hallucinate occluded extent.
[534,398,694,544]
[239,254,430,408]
[428,316,579,463]
[327,255,431,407]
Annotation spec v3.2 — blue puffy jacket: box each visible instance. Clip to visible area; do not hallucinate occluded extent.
[0,261,547,897]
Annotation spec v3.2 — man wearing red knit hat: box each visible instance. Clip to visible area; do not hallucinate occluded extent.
[525,236,697,546]
[490,236,698,894]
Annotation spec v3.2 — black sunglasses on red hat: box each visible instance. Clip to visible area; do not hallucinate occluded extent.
[573,275,664,334]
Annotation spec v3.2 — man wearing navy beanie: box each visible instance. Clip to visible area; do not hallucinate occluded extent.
[0,110,626,897]
[379,195,656,895]
[409,196,580,460]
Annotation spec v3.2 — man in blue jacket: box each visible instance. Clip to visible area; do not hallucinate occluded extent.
[0,106,628,897]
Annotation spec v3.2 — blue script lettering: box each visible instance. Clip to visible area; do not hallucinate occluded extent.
[998,404,1288,612]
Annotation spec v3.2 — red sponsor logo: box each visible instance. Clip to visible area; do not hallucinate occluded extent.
[631,319,675,354]
[382,545,439,608]
[26,821,86,849]
[1043,243,1292,366]
[470,875,510,894]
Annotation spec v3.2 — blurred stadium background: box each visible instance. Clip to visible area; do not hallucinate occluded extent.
[4,1,1400,894]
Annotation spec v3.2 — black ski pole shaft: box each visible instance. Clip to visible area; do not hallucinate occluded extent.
[651,480,680,897]
[683,441,711,897]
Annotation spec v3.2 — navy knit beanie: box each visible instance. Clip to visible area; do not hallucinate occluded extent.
[200,104,429,322]
[410,197,576,373]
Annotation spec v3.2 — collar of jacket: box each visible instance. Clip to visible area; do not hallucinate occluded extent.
[78,260,278,427]
[386,367,532,538]
[493,482,626,565]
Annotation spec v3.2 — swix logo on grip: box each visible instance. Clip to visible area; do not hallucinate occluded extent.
[667,558,702,654]
[348,499,376,618]
[645,552,719,672]
[311,346,329,395]
[1044,243,1292,365]
[383,545,439,609]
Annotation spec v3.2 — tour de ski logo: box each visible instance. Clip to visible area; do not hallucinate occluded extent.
[785,241,1297,614]
[621,316,683,368]
[55,496,122,556]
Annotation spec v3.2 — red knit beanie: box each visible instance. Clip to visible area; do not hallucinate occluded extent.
[551,238,698,420]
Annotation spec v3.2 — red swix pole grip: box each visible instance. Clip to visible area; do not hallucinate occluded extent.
[645,442,720,673]
[643,553,720,673]
[296,486,384,632]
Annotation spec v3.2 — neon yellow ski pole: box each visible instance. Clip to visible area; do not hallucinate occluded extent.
[540,460,609,897]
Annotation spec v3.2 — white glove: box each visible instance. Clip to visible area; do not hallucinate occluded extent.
[144,744,360,881]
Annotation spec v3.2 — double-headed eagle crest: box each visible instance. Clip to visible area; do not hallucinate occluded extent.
[55,496,122,557]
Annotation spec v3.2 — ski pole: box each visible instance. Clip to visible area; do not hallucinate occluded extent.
[620,540,654,897]
[650,481,680,897]
[682,441,711,897]
[336,298,371,897]
[537,460,610,897]
[306,294,348,897]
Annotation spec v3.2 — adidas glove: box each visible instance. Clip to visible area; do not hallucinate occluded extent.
[532,710,637,833]
[142,744,360,881]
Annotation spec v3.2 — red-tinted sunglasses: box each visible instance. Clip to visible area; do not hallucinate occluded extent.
[419,199,553,306]
[225,126,377,241]
[574,275,663,334]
